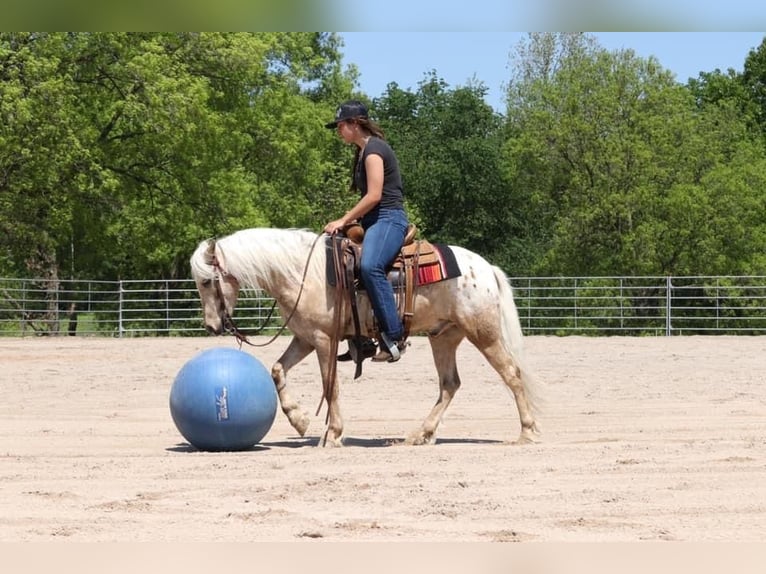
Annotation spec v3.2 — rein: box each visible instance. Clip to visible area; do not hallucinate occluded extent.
[211,232,324,349]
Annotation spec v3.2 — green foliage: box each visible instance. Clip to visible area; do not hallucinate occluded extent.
[2,31,766,289]
[504,33,766,277]
[741,36,766,133]
[0,32,354,281]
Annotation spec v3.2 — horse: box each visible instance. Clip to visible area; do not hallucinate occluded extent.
[190,227,540,447]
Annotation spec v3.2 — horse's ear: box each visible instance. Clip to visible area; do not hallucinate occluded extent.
[204,239,216,265]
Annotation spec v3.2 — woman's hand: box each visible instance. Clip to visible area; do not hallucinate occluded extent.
[324,218,347,235]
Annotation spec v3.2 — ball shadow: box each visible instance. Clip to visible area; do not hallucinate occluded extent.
[166,442,271,453]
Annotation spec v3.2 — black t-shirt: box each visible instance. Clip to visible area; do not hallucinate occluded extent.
[354,137,405,214]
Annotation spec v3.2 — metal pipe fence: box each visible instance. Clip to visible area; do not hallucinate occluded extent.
[2,275,766,337]
[0,278,280,337]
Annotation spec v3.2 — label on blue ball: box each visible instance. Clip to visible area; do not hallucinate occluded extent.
[215,386,229,421]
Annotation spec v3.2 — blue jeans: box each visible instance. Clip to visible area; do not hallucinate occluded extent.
[360,209,408,341]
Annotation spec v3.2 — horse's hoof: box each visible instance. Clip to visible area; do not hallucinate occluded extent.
[319,434,343,448]
[512,432,538,445]
[405,430,435,446]
[290,411,310,437]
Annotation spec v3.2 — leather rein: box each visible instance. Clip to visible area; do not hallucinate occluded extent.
[209,233,324,349]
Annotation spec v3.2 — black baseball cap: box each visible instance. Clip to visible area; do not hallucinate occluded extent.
[325,100,368,128]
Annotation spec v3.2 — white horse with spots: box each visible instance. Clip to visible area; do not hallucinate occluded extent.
[190,228,540,447]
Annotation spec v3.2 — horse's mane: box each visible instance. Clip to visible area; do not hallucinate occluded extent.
[191,228,325,294]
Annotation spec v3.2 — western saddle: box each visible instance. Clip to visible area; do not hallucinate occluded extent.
[328,221,439,378]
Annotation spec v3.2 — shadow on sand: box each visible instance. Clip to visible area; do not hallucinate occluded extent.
[260,435,504,448]
[166,436,504,452]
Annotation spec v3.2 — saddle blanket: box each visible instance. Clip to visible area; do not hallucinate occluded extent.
[325,238,462,288]
[414,243,461,285]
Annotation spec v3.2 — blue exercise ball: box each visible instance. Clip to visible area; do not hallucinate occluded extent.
[169,347,277,451]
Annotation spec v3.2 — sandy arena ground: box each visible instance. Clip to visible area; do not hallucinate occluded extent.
[1,334,764,542]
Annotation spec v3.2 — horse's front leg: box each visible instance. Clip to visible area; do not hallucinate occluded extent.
[314,339,343,448]
[271,336,314,437]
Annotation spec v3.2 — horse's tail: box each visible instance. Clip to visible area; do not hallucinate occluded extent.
[493,266,542,413]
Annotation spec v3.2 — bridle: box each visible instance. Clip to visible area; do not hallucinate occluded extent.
[210,255,279,347]
[207,233,323,348]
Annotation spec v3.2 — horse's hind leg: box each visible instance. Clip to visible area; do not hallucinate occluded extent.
[473,338,538,444]
[271,336,313,436]
[406,327,465,445]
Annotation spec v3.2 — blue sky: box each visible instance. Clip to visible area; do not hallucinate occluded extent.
[338,33,766,113]
[333,1,765,31]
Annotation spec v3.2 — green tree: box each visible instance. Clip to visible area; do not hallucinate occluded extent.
[504,33,766,277]
[1,33,85,280]
[687,68,760,136]
[0,32,354,283]
[502,33,602,275]
[741,35,766,134]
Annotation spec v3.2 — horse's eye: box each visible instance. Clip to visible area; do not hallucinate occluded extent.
[201,279,212,288]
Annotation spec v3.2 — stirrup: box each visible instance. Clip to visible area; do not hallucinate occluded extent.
[338,337,377,362]
[372,334,408,363]
[371,349,398,363]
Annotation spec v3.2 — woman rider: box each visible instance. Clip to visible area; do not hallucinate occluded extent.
[323,100,409,362]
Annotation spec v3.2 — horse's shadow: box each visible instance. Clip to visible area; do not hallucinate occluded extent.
[166,436,503,452]
[261,435,504,448]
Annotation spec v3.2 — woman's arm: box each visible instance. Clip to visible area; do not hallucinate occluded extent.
[324,153,384,234]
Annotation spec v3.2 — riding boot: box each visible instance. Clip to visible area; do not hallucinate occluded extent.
[372,332,409,363]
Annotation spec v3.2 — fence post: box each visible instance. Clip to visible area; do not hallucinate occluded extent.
[666,275,672,336]
[119,280,124,338]
[525,278,531,330]
[20,280,27,336]
[620,278,624,330]
[573,278,578,330]
[54,280,60,335]
[715,277,720,330]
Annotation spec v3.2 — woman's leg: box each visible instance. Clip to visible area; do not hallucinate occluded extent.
[360,210,408,356]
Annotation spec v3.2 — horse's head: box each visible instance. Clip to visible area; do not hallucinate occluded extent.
[191,239,240,335]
